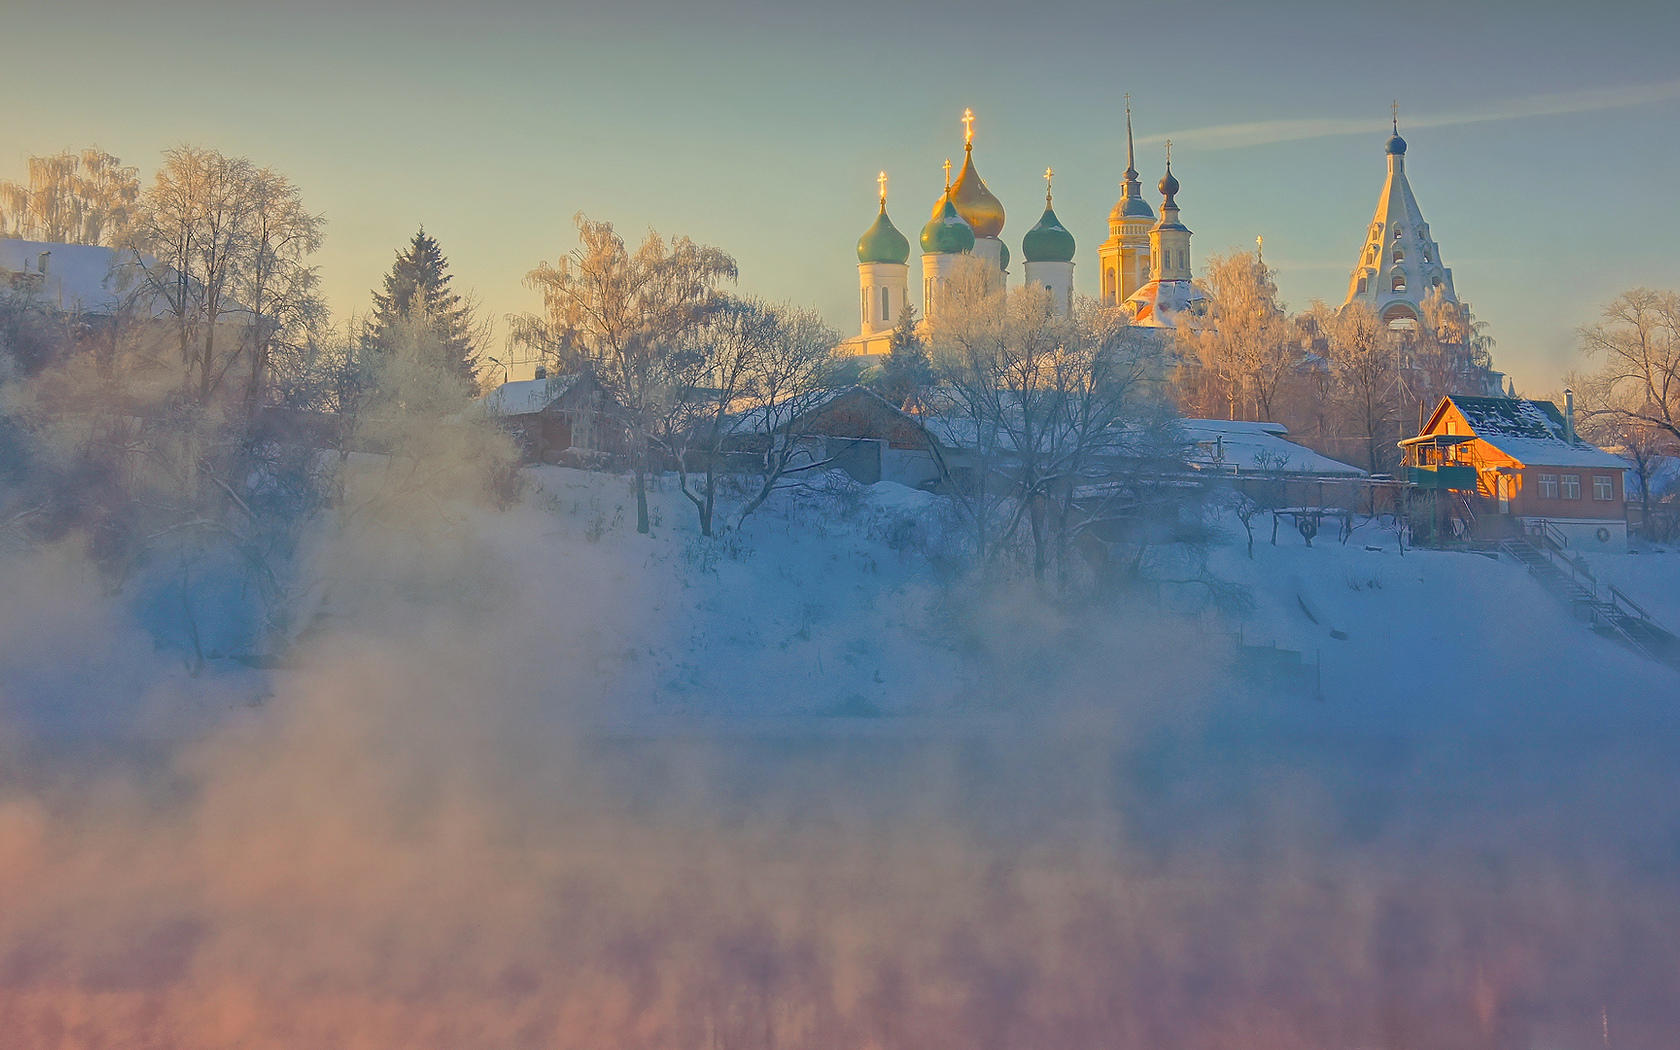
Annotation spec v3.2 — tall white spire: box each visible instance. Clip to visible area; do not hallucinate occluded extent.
[1342,107,1457,325]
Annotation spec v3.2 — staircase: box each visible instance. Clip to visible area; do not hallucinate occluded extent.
[1499,533,1680,673]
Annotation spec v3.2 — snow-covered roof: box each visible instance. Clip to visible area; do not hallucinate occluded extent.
[1449,396,1626,470]
[1122,277,1205,329]
[0,239,139,314]
[1179,418,1367,477]
[476,373,586,416]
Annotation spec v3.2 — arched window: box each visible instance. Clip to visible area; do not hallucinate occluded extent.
[1422,248,1432,263]
[1357,275,1368,294]
[860,289,868,327]
[1392,225,1404,240]
[880,287,890,322]
[1432,275,1442,287]
[1392,247,1405,264]
[1392,273,1407,293]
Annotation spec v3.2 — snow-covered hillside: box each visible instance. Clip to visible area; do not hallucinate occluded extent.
[4,465,1680,1048]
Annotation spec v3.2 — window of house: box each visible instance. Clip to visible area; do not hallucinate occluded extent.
[1539,473,1559,499]
[1561,474,1581,500]
[1594,475,1614,501]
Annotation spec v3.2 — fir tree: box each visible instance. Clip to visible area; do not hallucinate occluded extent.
[874,303,933,406]
[362,228,479,393]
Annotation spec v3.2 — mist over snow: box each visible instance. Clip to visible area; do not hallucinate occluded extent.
[2,452,1679,1049]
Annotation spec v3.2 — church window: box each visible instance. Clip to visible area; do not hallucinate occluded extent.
[1392,273,1407,292]
[1422,248,1433,263]
[861,289,868,326]
[1392,247,1404,263]
[1432,275,1442,287]
[1393,226,1404,240]
[880,287,890,322]
[1357,276,1368,294]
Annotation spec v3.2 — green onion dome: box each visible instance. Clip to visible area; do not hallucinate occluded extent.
[1022,204,1076,263]
[998,241,1010,272]
[920,196,975,255]
[857,203,911,265]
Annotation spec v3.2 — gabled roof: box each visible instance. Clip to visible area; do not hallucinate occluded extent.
[476,373,588,416]
[1179,418,1367,477]
[1432,395,1626,469]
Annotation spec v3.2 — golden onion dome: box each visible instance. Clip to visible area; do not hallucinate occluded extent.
[930,145,1005,240]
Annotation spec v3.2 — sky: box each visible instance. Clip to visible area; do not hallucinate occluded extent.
[5,0,1680,392]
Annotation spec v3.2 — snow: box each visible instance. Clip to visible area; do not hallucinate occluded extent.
[476,373,583,416]
[1179,417,1366,476]
[1451,394,1626,469]
[0,239,137,314]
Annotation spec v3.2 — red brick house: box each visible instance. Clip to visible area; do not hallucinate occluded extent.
[1400,394,1629,548]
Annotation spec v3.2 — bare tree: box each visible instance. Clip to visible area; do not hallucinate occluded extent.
[512,214,737,534]
[926,262,1164,583]
[0,149,139,246]
[1579,288,1680,450]
[1324,301,1400,475]
[1180,250,1294,422]
[122,148,322,406]
[728,303,841,528]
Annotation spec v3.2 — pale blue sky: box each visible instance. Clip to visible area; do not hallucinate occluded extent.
[5,0,1678,390]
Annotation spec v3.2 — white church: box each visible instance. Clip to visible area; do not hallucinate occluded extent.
[838,105,1470,358]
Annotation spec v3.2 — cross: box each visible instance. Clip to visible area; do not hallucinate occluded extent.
[961,107,975,146]
[1043,166,1054,202]
[1392,99,1399,130]
[1124,92,1131,118]
[1256,234,1264,260]
[942,157,952,189]
[877,170,888,204]
[1165,139,1173,165]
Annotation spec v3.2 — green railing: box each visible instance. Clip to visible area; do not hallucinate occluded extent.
[1406,464,1478,490]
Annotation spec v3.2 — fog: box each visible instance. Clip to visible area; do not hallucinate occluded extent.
[2,426,1679,1050]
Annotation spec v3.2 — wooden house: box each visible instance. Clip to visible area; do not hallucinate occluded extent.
[1400,394,1628,547]
[476,372,627,465]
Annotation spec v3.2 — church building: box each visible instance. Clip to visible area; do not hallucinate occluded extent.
[1342,111,1457,327]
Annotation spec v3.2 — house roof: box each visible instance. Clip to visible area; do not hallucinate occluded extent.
[1442,395,1626,469]
[476,373,586,416]
[0,239,138,314]
[1179,418,1367,477]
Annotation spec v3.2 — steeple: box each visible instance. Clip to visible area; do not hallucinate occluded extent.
[1100,94,1156,305]
[1343,108,1457,326]
[1150,142,1192,282]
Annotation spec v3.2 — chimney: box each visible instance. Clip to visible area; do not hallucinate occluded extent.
[534,364,548,380]
[1564,387,1575,443]
[36,250,49,275]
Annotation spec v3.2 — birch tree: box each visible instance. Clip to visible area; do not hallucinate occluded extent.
[513,214,737,534]
[1182,251,1293,422]
[0,149,139,246]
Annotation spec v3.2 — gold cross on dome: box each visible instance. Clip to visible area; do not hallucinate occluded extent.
[961,108,975,146]
[1165,139,1173,164]
[1392,99,1399,127]
[943,157,952,189]
[877,170,888,204]
[1043,166,1054,202]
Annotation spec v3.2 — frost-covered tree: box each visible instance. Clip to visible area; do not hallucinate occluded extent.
[1180,250,1294,422]
[123,147,323,405]
[1323,300,1400,475]
[0,149,139,246]
[361,228,480,394]
[512,214,737,534]
[927,261,1168,583]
